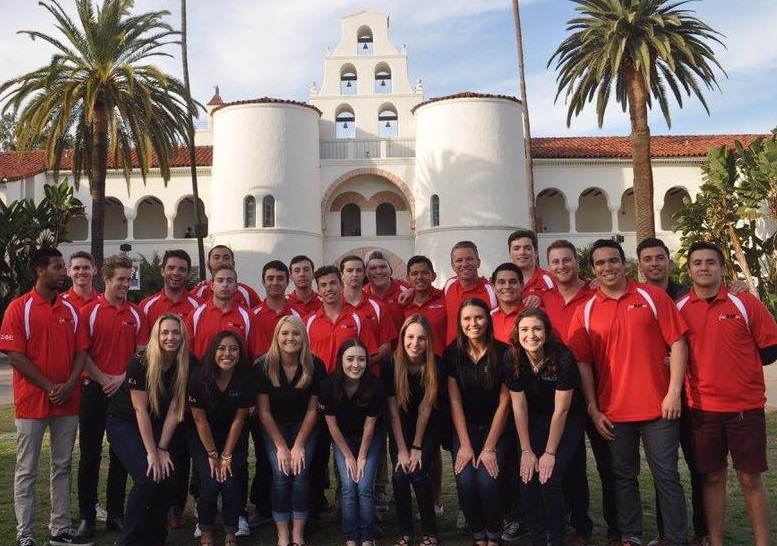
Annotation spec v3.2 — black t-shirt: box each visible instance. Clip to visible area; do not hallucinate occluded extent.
[380,356,445,435]
[318,374,384,439]
[108,353,188,427]
[443,341,509,427]
[187,365,255,444]
[256,356,327,424]
[503,343,585,424]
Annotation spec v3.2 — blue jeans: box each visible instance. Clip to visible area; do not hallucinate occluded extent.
[106,416,175,546]
[609,418,687,545]
[452,421,508,541]
[332,428,385,542]
[263,422,318,522]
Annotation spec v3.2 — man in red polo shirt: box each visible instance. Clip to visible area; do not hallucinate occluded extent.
[253,260,301,335]
[287,255,322,316]
[186,264,268,360]
[676,241,777,546]
[567,239,689,546]
[508,229,554,308]
[364,249,408,335]
[63,250,100,310]
[402,255,447,357]
[77,255,149,539]
[193,245,261,308]
[0,247,93,546]
[140,249,202,326]
[444,241,497,345]
[490,262,524,343]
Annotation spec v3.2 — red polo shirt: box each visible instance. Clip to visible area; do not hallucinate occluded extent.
[677,286,777,412]
[287,291,322,316]
[140,289,203,325]
[491,304,524,344]
[193,280,262,309]
[0,289,89,418]
[541,283,595,344]
[567,280,687,422]
[186,301,269,360]
[402,288,447,357]
[82,299,149,376]
[443,277,497,345]
[364,279,408,333]
[61,287,101,310]
[304,307,379,374]
[345,295,398,347]
[252,301,302,339]
[522,267,555,299]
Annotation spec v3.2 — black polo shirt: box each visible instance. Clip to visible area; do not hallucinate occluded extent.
[256,356,327,425]
[381,355,445,434]
[318,374,384,439]
[188,365,255,444]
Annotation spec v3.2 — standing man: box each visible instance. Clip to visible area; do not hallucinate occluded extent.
[193,245,261,308]
[489,262,524,343]
[444,241,497,345]
[637,237,689,300]
[253,260,300,334]
[402,255,447,357]
[568,239,689,546]
[0,247,93,546]
[364,249,408,335]
[287,255,322,316]
[77,255,149,539]
[677,241,777,546]
[63,251,100,309]
[508,229,554,307]
[140,249,202,325]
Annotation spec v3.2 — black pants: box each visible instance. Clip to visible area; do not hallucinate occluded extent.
[247,413,272,515]
[310,414,332,515]
[78,380,128,521]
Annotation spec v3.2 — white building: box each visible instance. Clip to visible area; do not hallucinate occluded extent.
[0,10,763,290]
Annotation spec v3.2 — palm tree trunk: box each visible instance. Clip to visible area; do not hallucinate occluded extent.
[512,0,536,231]
[90,102,108,269]
[181,0,206,281]
[626,67,656,242]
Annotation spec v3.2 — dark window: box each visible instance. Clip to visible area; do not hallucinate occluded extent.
[341,203,361,236]
[262,195,275,228]
[431,194,440,227]
[376,203,396,236]
[244,196,256,228]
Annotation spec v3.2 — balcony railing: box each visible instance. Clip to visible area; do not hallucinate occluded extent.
[320,138,415,160]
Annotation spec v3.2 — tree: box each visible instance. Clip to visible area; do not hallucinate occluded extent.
[0,0,192,267]
[548,0,725,242]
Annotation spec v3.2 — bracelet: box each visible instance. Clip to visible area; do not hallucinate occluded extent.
[157,446,168,452]
[520,448,531,454]
[220,453,233,461]
[207,450,218,460]
[481,447,496,453]
[544,451,556,457]
[410,445,422,451]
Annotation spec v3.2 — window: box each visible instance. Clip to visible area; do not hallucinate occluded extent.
[340,64,357,95]
[378,108,398,138]
[262,195,275,228]
[335,107,356,139]
[244,195,256,228]
[374,63,392,93]
[376,203,396,235]
[357,26,373,55]
[341,203,361,236]
[431,194,440,227]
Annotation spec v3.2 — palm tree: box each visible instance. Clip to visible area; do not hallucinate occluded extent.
[0,0,191,266]
[548,0,725,241]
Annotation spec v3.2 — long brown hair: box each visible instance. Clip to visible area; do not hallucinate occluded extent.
[508,308,561,378]
[393,314,438,412]
[264,315,314,389]
[144,313,189,422]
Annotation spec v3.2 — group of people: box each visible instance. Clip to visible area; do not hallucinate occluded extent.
[1,229,774,546]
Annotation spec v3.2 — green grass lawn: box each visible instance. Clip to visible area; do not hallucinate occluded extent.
[0,407,775,546]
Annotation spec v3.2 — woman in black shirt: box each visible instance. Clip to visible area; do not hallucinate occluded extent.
[188,331,254,546]
[106,313,191,546]
[444,298,511,546]
[384,314,443,546]
[506,308,584,546]
[258,315,326,546]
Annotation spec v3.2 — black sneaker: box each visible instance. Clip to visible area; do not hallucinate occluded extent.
[16,536,35,546]
[49,528,94,546]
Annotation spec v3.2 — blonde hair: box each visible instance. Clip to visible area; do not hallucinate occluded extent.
[393,314,438,412]
[144,313,189,422]
[264,315,314,389]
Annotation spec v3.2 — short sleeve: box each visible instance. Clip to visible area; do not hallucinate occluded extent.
[311,357,327,392]
[0,299,27,353]
[442,345,458,378]
[125,356,147,392]
[502,351,524,392]
[554,346,581,392]
[318,378,335,415]
[238,368,257,408]
[380,359,396,397]
[255,361,271,395]
[186,367,206,408]
[745,293,777,349]
[652,288,688,345]
[566,307,592,363]
[74,315,89,352]
[135,309,150,347]
[366,379,385,416]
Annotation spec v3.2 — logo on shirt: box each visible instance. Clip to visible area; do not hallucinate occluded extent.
[340,324,357,331]
[718,313,742,322]
[627,303,647,311]
[58,317,74,324]
[122,320,137,328]
[227,321,245,331]
[228,389,240,398]
[0,333,13,341]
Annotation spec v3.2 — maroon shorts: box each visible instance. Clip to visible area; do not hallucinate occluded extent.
[689,408,767,475]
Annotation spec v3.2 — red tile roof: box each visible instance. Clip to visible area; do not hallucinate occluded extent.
[212,97,322,116]
[411,91,523,114]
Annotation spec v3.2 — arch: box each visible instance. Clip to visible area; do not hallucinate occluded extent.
[340,63,357,95]
[357,25,373,55]
[330,191,369,212]
[104,197,127,240]
[575,187,611,232]
[374,61,392,93]
[134,196,166,239]
[323,167,415,229]
[430,194,440,227]
[336,246,406,279]
[375,203,396,236]
[618,188,636,232]
[536,188,570,232]
[661,186,691,231]
[262,195,275,228]
[335,104,355,139]
[341,203,361,236]
[174,195,208,238]
[368,190,408,212]
[67,214,88,241]
[378,103,398,138]
[244,195,256,228]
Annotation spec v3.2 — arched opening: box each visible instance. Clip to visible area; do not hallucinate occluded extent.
[104,197,127,240]
[535,189,569,232]
[244,195,256,228]
[262,195,275,228]
[335,104,356,139]
[374,62,392,93]
[174,196,208,238]
[618,188,636,232]
[340,63,357,95]
[67,213,88,241]
[375,203,396,236]
[430,194,440,227]
[341,203,361,236]
[135,196,166,239]
[576,187,611,232]
[357,25,373,55]
[378,104,398,138]
[661,187,690,231]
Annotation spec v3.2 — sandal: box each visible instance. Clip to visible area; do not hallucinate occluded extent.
[419,536,440,546]
[395,536,412,546]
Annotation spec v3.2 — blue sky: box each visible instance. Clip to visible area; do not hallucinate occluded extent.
[1,0,774,137]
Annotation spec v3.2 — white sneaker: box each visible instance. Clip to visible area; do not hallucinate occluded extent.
[434,502,444,516]
[236,515,250,537]
[94,503,108,522]
[193,523,201,538]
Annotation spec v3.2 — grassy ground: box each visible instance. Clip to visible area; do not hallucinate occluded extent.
[0,407,775,546]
